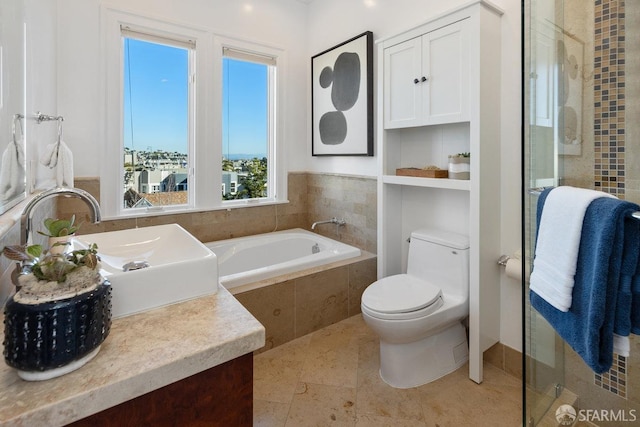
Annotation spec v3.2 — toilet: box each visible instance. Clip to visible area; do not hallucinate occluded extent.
[361,228,470,388]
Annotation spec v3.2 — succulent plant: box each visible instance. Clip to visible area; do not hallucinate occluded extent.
[2,243,99,283]
[38,215,80,237]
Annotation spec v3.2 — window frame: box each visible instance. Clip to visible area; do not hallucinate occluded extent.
[120,28,195,213]
[216,37,280,207]
[101,7,285,219]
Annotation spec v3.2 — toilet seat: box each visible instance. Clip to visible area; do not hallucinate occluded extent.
[361,274,444,320]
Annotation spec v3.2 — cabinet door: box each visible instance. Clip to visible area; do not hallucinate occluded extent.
[383,36,423,129]
[422,21,469,124]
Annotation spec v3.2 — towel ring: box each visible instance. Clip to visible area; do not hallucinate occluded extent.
[12,114,24,144]
[56,116,64,143]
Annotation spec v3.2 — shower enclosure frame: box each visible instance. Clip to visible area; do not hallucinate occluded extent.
[523,0,568,425]
[524,0,637,425]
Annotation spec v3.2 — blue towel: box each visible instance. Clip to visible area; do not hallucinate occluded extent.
[614,214,640,338]
[530,191,640,373]
[631,247,640,335]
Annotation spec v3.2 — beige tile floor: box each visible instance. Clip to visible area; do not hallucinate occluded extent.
[253,314,523,426]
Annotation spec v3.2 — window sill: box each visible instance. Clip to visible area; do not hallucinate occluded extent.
[100,198,290,221]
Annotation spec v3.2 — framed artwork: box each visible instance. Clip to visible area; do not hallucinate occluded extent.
[557,31,584,156]
[311,31,373,156]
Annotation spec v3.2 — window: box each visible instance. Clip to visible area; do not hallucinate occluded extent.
[102,8,284,218]
[122,32,192,210]
[221,50,275,201]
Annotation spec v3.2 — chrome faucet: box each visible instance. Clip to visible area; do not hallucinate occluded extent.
[311,217,346,230]
[20,187,101,246]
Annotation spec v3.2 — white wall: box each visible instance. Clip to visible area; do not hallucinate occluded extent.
[306,0,523,351]
[26,0,58,189]
[56,0,309,180]
[52,0,522,350]
[495,0,523,352]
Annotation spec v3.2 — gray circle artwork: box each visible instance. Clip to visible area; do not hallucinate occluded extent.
[319,111,348,145]
[567,54,578,79]
[331,52,361,111]
[318,51,361,145]
[319,67,333,88]
[563,106,578,144]
[557,40,570,104]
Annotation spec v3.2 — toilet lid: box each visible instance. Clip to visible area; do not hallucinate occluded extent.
[361,274,442,314]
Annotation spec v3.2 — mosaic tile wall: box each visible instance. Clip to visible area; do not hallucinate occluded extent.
[593,0,630,400]
[595,354,627,399]
[593,0,626,196]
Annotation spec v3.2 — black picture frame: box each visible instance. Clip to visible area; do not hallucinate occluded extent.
[311,31,373,156]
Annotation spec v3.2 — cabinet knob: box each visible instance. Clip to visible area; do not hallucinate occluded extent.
[413,78,420,84]
[421,76,428,82]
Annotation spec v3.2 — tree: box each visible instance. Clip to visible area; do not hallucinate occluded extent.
[222,158,234,171]
[236,157,267,199]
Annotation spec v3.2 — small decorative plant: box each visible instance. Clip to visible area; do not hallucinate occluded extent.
[449,152,470,158]
[38,215,80,238]
[1,241,110,381]
[448,152,471,180]
[3,243,99,284]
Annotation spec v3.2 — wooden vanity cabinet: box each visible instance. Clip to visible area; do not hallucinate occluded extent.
[66,353,253,427]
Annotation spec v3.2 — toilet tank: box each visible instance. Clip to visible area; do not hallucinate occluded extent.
[407,229,470,298]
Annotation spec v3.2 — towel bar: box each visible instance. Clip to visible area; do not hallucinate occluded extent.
[35,111,64,124]
[497,255,510,266]
[528,187,640,219]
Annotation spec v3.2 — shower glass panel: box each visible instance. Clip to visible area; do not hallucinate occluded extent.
[525,0,566,424]
[526,0,639,425]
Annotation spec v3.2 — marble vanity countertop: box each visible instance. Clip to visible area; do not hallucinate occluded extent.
[0,286,265,426]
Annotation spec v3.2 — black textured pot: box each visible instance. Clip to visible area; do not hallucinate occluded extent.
[3,281,112,380]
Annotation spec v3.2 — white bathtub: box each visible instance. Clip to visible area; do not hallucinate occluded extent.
[205,228,361,290]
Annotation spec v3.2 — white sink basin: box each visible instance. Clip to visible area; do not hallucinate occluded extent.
[68,224,218,318]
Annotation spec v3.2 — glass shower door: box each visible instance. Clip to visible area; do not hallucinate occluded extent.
[524,0,566,424]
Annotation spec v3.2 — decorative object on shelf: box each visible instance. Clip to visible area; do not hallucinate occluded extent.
[448,153,470,180]
[312,31,373,156]
[396,166,448,178]
[37,215,80,254]
[2,238,111,381]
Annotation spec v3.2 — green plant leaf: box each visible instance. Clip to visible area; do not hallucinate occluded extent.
[43,217,55,230]
[39,217,79,237]
[26,245,43,259]
[6,239,99,284]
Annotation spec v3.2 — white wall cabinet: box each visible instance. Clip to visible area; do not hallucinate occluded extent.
[376,0,503,384]
[384,20,469,129]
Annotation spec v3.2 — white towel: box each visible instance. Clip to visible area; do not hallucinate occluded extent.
[530,186,615,312]
[40,140,74,187]
[613,333,630,357]
[0,139,25,201]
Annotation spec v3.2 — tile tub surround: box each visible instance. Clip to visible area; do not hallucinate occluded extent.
[57,175,308,244]
[0,286,265,426]
[307,173,377,254]
[56,172,377,254]
[234,253,377,353]
[253,315,522,426]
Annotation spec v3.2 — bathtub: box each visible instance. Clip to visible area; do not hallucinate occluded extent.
[205,228,361,290]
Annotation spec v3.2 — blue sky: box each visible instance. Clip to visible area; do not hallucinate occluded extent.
[123,38,268,157]
[223,58,268,158]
